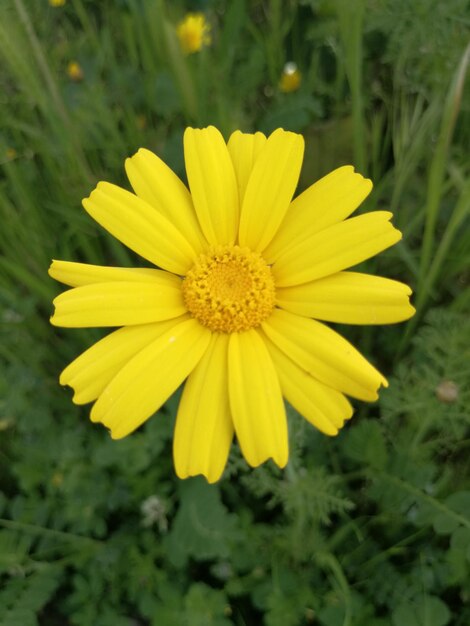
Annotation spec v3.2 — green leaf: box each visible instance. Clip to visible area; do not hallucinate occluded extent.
[341,420,388,469]
[153,72,181,117]
[392,603,420,626]
[392,596,451,626]
[0,608,37,626]
[265,584,316,626]
[0,570,60,626]
[259,93,323,134]
[433,492,470,535]
[318,604,346,626]
[164,478,238,567]
[184,584,232,626]
[446,527,470,581]
[422,596,451,626]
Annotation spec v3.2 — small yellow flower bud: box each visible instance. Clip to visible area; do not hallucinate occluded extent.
[6,148,17,160]
[51,472,64,486]
[279,62,302,93]
[136,114,147,131]
[49,0,66,6]
[67,61,84,82]
[176,13,211,55]
[0,418,13,431]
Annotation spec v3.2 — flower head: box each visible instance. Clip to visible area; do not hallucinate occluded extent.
[176,13,211,55]
[5,148,17,161]
[49,0,66,6]
[279,62,302,93]
[49,126,415,483]
[67,61,83,82]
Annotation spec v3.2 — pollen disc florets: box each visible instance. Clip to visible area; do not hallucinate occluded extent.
[182,245,276,333]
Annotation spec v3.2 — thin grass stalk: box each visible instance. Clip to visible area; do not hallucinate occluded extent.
[12,0,93,184]
[335,0,366,173]
[126,0,159,77]
[0,19,48,115]
[369,108,389,182]
[12,0,70,129]
[393,43,470,356]
[417,43,470,294]
[266,0,283,84]
[214,1,247,133]
[401,178,470,349]
[121,12,140,68]
[389,96,439,226]
[152,0,198,123]
[70,0,102,56]
[450,283,470,312]
[0,518,102,545]
[319,553,353,626]
[0,258,55,303]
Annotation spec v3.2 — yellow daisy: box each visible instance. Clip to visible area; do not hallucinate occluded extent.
[176,13,211,55]
[49,127,415,483]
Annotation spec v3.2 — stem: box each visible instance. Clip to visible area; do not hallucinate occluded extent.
[335,0,367,172]
[319,553,353,626]
[379,473,470,531]
[0,518,102,544]
[13,0,93,184]
[417,42,470,294]
[13,0,70,129]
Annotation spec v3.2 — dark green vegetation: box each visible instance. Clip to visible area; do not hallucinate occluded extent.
[0,0,469,624]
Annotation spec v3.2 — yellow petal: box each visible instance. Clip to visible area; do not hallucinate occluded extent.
[60,317,187,404]
[49,260,169,287]
[263,335,353,435]
[174,334,233,483]
[228,329,288,468]
[276,271,416,324]
[227,130,267,204]
[90,318,211,439]
[125,148,207,254]
[262,309,387,401]
[50,276,185,327]
[82,182,196,275]
[273,211,402,287]
[184,126,239,245]
[238,129,304,252]
[264,166,372,262]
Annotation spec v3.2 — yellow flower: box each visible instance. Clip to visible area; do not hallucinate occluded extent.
[0,418,13,431]
[279,62,302,93]
[49,0,66,6]
[136,114,147,130]
[176,13,211,55]
[6,148,17,160]
[67,61,83,82]
[49,127,415,483]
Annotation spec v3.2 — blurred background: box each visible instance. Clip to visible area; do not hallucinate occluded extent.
[0,0,469,624]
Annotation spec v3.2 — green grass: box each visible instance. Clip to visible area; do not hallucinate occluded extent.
[0,0,469,624]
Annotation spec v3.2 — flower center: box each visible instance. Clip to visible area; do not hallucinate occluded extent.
[182,245,276,333]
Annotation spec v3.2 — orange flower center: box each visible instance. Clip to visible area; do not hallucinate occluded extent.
[182,245,275,333]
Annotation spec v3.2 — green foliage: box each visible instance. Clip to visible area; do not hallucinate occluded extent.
[165,478,239,566]
[369,0,470,95]
[0,0,469,624]
[0,569,60,626]
[2,310,467,624]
